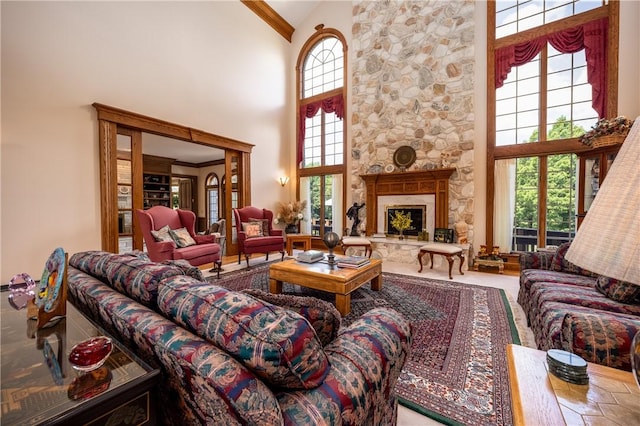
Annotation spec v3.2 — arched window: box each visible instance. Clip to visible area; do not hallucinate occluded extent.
[297,25,347,239]
[205,173,219,225]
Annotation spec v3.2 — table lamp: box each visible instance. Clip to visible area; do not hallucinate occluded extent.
[565,116,640,386]
[323,231,341,268]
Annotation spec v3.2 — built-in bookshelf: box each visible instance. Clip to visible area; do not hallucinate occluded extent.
[143,154,174,208]
[143,173,171,208]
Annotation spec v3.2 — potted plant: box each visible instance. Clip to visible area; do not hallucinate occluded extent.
[274,201,307,234]
[390,210,412,240]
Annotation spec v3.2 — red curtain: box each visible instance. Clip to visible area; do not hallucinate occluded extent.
[495,18,608,117]
[297,94,345,167]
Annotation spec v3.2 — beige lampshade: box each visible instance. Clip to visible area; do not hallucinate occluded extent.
[565,117,640,285]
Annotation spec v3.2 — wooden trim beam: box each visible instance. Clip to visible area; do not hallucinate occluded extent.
[494,139,593,160]
[93,103,254,153]
[99,120,118,253]
[241,0,294,42]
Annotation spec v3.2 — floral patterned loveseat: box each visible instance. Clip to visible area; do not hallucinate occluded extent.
[518,242,640,371]
[67,250,412,425]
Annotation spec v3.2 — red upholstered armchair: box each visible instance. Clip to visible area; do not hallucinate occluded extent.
[136,206,221,277]
[233,206,285,268]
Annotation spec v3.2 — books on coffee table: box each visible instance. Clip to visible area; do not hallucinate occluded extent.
[296,250,325,263]
[336,255,370,269]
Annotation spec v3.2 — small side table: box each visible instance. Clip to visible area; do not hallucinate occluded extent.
[507,344,640,425]
[285,234,312,256]
[0,294,159,425]
[473,257,504,274]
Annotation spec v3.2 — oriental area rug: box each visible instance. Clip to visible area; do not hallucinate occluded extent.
[209,263,521,425]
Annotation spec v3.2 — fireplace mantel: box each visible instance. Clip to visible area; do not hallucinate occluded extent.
[360,168,455,236]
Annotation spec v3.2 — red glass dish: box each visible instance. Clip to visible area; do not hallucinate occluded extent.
[68,337,113,372]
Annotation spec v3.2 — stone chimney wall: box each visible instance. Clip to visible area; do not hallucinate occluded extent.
[351,0,476,244]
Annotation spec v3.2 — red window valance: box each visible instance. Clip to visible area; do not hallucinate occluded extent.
[297,94,345,167]
[495,18,608,118]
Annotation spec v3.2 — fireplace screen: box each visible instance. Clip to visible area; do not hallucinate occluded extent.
[385,205,426,237]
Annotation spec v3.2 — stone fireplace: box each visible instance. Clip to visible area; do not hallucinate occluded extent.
[360,168,455,237]
[350,1,476,249]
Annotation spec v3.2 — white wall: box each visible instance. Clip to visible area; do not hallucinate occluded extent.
[1,1,291,281]
[618,0,640,118]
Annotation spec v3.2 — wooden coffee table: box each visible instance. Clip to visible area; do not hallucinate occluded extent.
[507,344,640,425]
[269,258,382,315]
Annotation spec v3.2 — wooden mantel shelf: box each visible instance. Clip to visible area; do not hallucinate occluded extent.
[360,168,455,236]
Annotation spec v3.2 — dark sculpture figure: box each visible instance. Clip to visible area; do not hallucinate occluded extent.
[346,202,365,236]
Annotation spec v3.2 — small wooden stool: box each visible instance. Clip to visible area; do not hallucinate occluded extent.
[417,242,464,279]
[341,236,372,258]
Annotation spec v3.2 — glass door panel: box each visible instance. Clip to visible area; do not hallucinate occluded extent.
[545,153,576,248]
[514,157,539,251]
[583,156,599,212]
[116,134,133,253]
[300,174,343,238]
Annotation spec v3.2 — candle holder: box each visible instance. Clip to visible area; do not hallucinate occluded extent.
[323,231,341,268]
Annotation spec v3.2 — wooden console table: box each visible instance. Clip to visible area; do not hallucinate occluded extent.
[507,344,640,425]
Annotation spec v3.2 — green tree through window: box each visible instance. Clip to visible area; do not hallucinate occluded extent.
[514,116,585,246]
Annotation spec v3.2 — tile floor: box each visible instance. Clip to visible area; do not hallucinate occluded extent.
[203,253,535,426]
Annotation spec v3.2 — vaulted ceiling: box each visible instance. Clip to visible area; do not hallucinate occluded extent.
[242,0,322,42]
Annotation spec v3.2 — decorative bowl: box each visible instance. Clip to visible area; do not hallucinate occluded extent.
[69,336,113,372]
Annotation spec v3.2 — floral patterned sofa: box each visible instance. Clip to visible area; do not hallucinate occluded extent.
[518,242,640,371]
[67,250,412,425]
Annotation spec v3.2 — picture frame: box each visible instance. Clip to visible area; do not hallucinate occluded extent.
[433,228,454,243]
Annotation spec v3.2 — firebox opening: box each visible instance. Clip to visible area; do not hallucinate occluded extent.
[385,205,426,237]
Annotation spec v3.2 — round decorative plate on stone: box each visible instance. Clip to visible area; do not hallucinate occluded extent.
[393,146,416,169]
[384,164,395,173]
[69,336,113,372]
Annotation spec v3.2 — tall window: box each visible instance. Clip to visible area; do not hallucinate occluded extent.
[488,0,618,251]
[205,173,219,226]
[297,26,347,238]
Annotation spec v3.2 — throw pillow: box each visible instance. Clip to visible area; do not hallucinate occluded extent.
[550,242,595,277]
[595,275,640,304]
[169,227,197,248]
[208,222,220,234]
[249,217,270,236]
[161,259,205,281]
[157,277,330,389]
[242,221,263,239]
[242,289,341,347]
[70,251,189,307]
[151,225,174,243]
